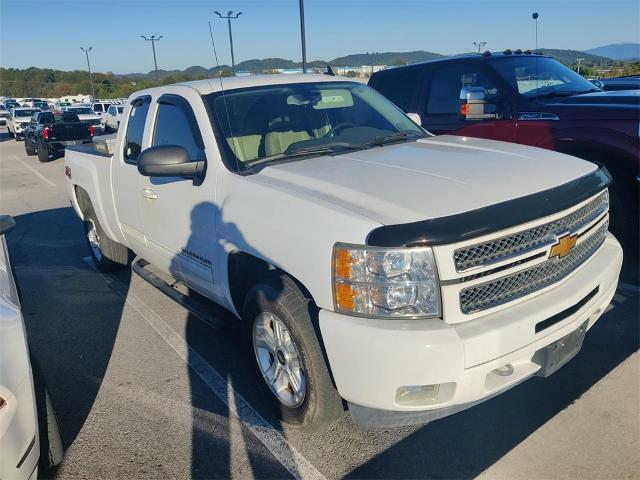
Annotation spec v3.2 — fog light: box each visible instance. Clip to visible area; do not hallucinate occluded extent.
[396,384,440,406]
[493,364,514,377]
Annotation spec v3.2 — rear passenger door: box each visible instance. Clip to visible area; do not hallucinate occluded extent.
[139,90,216,297]
[421,63,516,142]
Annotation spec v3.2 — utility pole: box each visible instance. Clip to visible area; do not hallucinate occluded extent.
[473,41,487,53]
[532,12,539,51]
[576,57,584,74]
[141,35,163,81]
[214,10,242,75]
[299,0,307,73]
[80,47,96,100]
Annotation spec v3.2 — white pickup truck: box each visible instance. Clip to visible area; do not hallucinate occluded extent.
[64,74,622,430]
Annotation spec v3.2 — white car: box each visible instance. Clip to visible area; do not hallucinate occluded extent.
[64,74,622,430]
[104,104,124,132]
[62,106,104,134]
[7,108,41,140]
[0,215,63,479]
[91,102,112,116]
[0,104,10,125]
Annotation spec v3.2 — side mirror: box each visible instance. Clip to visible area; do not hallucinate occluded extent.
[138,145,205,182]
[406,112,422,125]
[459,86,497,121]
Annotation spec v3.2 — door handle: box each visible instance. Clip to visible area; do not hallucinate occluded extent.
[142,187,158,200]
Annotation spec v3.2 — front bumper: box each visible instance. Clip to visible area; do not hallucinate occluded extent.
[319,234,622,426]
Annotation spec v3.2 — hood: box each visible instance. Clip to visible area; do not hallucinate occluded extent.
[252,135,597,225]
[546,89,640,107]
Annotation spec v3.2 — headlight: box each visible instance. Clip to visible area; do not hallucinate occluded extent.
[333,243,441,318]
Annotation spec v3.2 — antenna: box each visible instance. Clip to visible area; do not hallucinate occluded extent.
[208,20,239,172]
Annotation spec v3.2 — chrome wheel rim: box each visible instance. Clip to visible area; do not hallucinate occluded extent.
[86,219,103,261]
[253,312,306,407]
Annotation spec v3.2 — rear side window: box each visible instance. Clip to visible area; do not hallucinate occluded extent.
[152,97,204,161]
[371,69,419,112]
[124,97,150,163]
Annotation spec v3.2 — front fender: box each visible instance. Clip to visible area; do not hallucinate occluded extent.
[216,174,380,311]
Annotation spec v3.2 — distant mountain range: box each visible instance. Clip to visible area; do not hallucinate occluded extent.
[120,47,625,79]
[586,42,640,60]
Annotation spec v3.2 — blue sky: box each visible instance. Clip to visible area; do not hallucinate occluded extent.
[1,0,638,73]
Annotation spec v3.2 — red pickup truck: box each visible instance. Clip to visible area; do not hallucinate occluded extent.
[369,52,639,277]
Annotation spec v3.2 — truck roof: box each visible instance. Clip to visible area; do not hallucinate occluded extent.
[372,51,550,75]
[133,73,352,97]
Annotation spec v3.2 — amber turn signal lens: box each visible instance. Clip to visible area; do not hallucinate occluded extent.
[459,103,470,116]
[335,283,355,310]
[334,247,352,279]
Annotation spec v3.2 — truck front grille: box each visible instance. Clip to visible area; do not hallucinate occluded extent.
[454,191,608,272]
[459,220,607,314]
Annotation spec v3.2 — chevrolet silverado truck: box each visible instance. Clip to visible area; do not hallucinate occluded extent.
[369,52,639,277]
[64,74,622,430]
[23,110,94,162]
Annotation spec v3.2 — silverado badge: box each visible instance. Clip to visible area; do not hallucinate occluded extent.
[549,233,577,259]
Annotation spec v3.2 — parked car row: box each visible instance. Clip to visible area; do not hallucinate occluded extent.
[64,71,623,431]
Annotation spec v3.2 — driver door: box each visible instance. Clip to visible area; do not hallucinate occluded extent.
[139,90,216,297]
[421,64,516,143]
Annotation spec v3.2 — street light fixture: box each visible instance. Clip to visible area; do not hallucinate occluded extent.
[80,47,96,100]
[473,41,487,54]
[214,10,242,75]
[141,35,163,82]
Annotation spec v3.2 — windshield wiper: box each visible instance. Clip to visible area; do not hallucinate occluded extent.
[244,143,365,169]
[362,130,427,147]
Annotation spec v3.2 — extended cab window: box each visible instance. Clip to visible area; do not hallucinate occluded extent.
[152,98,204,161]
[124,97,150,163]
[370,69,420,112]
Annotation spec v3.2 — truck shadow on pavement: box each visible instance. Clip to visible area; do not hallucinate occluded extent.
[7,203,639,479]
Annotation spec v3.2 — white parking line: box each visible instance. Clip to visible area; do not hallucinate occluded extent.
[84,258,325,480]
[11,154,57,187]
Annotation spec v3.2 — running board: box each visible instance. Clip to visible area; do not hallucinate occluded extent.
[132,258,233,330]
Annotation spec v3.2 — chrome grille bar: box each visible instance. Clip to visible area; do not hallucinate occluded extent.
[459,221,608,314]
[454,191,608,272]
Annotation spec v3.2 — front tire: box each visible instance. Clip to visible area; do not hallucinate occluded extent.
[25,139,36,156]
[83,204,130,272]
[242,273,343,431]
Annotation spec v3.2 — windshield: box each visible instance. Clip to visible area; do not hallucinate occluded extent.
[491,56,600,98]
[5,102,19,109]
[15,109,39,117]
[67,107,94,115]
[205,81,425,169]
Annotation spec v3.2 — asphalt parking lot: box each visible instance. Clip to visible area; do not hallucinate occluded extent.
[0,126,638,479]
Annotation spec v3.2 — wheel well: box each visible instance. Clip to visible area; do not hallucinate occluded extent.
[74,185,93,219]
[227,251,314,314]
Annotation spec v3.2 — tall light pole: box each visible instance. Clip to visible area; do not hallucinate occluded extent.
[214,10,242,75]
[80,47,96,100]
[576,57,584,74]
[532,12,539,51]
[141,35,163,81]
[299,0,307,73]
[473,41,487,53]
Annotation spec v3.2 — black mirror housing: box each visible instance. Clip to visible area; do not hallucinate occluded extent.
[137,145,205,182]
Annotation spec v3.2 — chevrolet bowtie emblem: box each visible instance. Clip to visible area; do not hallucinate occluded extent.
[549,233,577,259]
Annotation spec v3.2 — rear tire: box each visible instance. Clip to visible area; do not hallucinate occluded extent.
[37,146,49,162]
[242,272,343,431]
[82,203,130,272]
